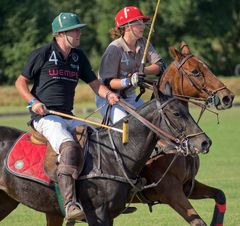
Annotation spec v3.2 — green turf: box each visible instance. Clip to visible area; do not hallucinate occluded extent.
[0,106,239,225]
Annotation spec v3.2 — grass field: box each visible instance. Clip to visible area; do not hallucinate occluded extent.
[0,103,239,225]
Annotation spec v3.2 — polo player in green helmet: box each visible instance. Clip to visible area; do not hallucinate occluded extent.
[15,12,119,222]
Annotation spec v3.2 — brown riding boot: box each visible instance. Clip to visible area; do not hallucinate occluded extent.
[58,141,85,221]
[58,173,85,221]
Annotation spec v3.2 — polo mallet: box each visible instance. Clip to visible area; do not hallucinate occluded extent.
[139,0,161,74]
[45,110,129,144]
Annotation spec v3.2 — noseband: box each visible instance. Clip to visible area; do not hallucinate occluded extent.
[174,55,227,106]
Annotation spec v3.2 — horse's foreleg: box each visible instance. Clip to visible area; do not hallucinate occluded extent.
[45,213,64,226]
[0,190,19,221]
[85,206,114,226]
[86,211,114,226]
[187,180,226,226]
[160,185,207,226]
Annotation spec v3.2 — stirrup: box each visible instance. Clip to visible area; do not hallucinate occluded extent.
[65,201,85,222]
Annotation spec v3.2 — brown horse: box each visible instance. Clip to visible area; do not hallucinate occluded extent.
[131,42,234,226]
[0,90,211,226]
[159,42,234,110]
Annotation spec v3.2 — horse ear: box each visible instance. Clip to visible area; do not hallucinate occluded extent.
[180,41,191,55]
[169,46,182,61]
[165,82,173,96]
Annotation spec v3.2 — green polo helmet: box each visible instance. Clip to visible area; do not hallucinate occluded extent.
[52,12,86,34]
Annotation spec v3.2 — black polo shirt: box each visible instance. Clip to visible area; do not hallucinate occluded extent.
[22,40,96,116]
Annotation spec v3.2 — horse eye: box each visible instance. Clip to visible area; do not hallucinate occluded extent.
[191,69,201,77]
[173,112,180,117]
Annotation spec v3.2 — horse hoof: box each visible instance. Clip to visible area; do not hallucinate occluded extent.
[122,206,137,214]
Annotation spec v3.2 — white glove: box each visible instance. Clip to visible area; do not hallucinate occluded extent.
[130,72,139,87]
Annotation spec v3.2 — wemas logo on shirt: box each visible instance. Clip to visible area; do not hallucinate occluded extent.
[48,69,79,79]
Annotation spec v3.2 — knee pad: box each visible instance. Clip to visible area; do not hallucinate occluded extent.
[58,141,84,179]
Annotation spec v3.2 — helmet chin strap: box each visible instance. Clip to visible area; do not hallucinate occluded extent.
[127,20,145,40]
[64,33,74,48]
[129,27,139,40]
[124,23,139,41]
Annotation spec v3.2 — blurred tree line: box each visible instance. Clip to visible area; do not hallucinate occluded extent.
[0,0,239,85]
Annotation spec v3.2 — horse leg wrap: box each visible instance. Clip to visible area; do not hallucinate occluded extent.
[189,215,206,226]
[58,141,84,179]
[210,190,226,226]
[210,203,226,226]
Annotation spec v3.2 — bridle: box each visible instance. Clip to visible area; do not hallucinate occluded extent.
[172,54,227,106]
[152,84,206,156]
[119,84,205,156]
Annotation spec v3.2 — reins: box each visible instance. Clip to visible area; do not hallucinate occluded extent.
[118,98,180,144]
[173,95,219,124]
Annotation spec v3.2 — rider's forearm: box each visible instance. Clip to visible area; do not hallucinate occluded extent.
[89,79,111,98]
[144,64,160,75]
[15,74,34,104]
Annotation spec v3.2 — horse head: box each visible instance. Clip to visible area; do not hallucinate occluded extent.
[156,85,212,156]
[159,41,235,110]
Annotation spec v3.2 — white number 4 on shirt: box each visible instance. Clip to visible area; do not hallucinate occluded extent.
[49,51,58,65]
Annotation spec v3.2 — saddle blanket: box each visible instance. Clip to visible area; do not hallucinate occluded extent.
[6,132,52,186]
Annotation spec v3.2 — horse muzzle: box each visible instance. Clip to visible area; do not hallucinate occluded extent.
[198,138,212,154]
[178,135,212,156]
[214,90,235,110]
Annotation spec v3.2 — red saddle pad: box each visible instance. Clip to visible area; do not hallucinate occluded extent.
[7,133,52,185]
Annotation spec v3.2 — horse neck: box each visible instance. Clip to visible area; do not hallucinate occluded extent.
[122,101,160,176]
[121,111,158,176]
[159,63,182,94]
[0,126,24,164]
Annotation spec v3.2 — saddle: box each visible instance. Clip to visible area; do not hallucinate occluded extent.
[7,126,89,185]
[31,126,89,182]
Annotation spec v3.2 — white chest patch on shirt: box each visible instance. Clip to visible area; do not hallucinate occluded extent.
[121,52,129,65]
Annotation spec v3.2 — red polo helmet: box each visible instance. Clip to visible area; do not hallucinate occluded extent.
[115,6,150,29]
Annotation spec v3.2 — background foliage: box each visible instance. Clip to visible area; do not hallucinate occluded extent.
[0,0,239,84]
